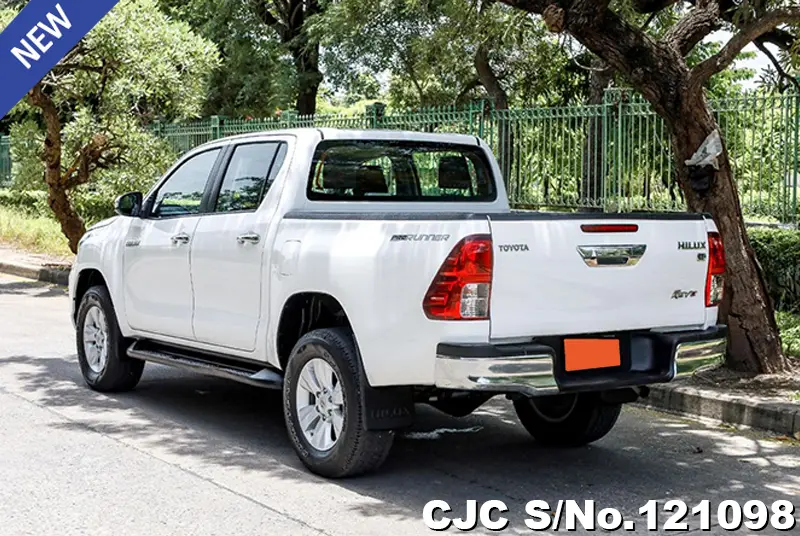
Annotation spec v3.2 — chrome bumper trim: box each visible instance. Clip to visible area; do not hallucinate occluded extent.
[434,331,726,397]
[434,353,560,397]
[674,338,726,376]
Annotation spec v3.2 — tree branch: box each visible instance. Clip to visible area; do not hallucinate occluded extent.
[498,0,685,114]
[690,7,800,88]
[665,1,722,56]
[630,0,682,14]
[454,78,482,104]
[758,28,797,52]
[252,0,289,38]
[62,134,121,190]
[691,0,798,52]
[27,83,63,187]
[51,63,104,75]
[475,43,509,110]
[754,39,800,92]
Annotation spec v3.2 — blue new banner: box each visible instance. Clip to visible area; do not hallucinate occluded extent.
[0,0,120,119]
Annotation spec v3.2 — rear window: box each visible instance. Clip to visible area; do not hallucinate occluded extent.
[307,140,497,202]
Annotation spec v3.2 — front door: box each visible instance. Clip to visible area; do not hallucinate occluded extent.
[123,147,222,339]
[190,141,287,351]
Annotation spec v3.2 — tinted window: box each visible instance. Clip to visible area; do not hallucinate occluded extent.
[307,141,496,202]
[215,142,286,213]
[154,149,221,217]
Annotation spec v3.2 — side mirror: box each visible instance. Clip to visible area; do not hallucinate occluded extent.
[114,192,143,217]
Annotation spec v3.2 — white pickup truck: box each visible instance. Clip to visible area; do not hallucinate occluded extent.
[70,128,727,478]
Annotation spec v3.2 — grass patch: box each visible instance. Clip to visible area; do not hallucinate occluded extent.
[0,205,72,258]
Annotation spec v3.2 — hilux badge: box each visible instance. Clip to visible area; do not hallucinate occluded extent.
[678,241,705,250]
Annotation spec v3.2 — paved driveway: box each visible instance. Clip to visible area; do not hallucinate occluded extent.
[0,274,797,535]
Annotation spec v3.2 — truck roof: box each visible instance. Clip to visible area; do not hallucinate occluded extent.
[193,127,481,150]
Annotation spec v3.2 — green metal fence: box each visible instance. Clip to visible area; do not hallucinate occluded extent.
[3,88,798,223]
[153,89,800,223]
[0,136,10,187]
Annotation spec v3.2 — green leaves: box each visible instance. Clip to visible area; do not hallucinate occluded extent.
[749,227,800,313]
[158,0,296,117]
[314,0,587,108]
[6,0,220,225]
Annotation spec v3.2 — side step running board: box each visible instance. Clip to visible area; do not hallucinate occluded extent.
[127,340,283,389]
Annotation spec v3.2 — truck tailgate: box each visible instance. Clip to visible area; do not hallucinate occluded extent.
[488,215,710,339]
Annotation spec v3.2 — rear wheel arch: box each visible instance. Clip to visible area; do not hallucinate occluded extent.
[275,292,415,433]
[276,292,353,371]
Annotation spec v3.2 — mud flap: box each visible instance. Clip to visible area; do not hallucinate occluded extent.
[361,379,416,430]
[351,335,415,431]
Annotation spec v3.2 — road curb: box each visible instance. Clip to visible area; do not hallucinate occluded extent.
[639,382,799,436]
[0,260,69,286]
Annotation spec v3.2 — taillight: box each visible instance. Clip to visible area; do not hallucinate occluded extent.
[423,234,493,320]
[705,232,725,307]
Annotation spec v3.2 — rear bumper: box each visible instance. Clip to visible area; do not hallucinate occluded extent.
[434,325,727,397]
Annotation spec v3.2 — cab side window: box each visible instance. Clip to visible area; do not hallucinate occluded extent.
[153,149,221,217]
[215,142,287,213]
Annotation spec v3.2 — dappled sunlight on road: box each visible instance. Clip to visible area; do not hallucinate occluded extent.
[0,273,798,535]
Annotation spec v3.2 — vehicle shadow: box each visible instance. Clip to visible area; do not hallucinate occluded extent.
[0,354,797,532]
[0,279,67,298]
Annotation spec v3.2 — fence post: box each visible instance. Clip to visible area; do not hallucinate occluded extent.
[469,99,489,138]
[601,89,613,211]
[608,88,627,212]
[282,110,298,129]
[366,102,386,129]
[792,87,799,227]
[210,116,222,140]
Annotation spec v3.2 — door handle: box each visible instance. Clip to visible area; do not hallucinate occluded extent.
[171,233,191,245]
[237,232,261,245]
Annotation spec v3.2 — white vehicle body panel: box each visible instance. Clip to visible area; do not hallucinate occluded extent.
[123,216,201,339]
[270,216,491,385]
[69,128,722,391]
[488,217,711,339]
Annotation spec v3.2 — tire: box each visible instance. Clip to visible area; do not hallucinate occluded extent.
[76,285,144,392]
[283,328,394,478]
[513,392,621,447]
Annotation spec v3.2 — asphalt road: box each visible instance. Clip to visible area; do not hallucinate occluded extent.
[0,273,798,535]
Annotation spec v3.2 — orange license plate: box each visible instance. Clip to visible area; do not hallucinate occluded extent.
[564,339,621,372]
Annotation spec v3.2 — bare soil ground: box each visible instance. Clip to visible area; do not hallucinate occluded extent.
[686,364,800,403]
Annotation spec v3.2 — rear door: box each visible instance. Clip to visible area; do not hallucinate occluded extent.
[488,215,710,339]
[190,140,288,351]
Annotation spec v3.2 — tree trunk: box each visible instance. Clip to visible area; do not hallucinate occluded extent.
[474,45,513,193]
[667,93,789,373]
[28,83,86,255]
[492,0,793,374]
[48,187,85,254]
[581,60,612,210]
[252,1,323,116]
[291,44,322,116]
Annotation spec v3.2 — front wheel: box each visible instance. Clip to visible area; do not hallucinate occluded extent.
[283,328,394,478]
[514,392,621,447]
[76,285,144,392]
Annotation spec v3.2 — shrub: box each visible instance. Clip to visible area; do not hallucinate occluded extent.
[776,311,800,358]
[0,188,119,226]
[749,227,800,313]
[0,189,48,215]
